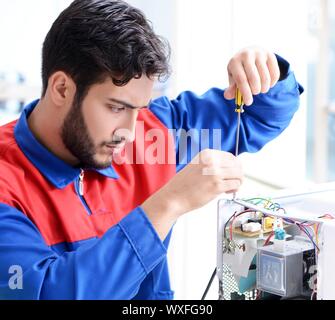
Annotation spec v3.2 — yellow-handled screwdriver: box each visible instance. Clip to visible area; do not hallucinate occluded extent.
[233,88,244,199]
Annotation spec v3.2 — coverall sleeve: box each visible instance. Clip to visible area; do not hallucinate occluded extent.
[0,202,166,299]
[149,55,304,171]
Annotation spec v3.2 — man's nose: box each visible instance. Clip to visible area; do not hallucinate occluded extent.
[114,110,138,143]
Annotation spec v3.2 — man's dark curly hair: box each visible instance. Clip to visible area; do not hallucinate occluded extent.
[41,0,171,102]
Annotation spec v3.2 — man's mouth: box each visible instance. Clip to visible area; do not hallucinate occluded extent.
[105,143,126,153]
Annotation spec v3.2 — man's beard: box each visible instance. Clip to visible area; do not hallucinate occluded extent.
[61,100,112,170]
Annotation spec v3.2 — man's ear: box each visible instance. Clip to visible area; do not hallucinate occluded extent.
[47,71,76,106]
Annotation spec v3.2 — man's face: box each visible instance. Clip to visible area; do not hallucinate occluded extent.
[61,76,154,169]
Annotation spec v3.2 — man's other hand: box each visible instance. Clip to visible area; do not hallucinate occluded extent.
[141,149,243,240]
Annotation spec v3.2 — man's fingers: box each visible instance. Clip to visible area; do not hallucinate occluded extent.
[225,188,240,195]
[255,56,271,93]
[223,84,236,100]
[223,74,236,100]
[220,179,242,194]
[241,52,262,95]
[229,62,253,106]
[202,166,243,181]
[267,52,280,88]
[219,167,244,185]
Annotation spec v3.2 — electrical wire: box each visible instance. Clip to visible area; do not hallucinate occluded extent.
[201,267,217,300]
[243,198,321,250]
[282,217,320,252]
[264,231,274,246]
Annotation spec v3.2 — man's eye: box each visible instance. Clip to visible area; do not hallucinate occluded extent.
[108,105,125,113]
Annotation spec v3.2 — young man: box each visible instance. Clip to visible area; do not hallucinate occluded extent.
[0,0,303,299]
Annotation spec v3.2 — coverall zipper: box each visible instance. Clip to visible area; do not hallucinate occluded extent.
[76,169,92,215]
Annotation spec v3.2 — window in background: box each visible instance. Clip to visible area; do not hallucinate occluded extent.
[328,0,335,180]
[306,0,335,182]
[306,1,319,182]
[0,0,72,125]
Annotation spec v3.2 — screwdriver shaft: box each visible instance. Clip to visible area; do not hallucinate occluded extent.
[233,89,244,199]
[232,113,241,199]
[235,111,241,157]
